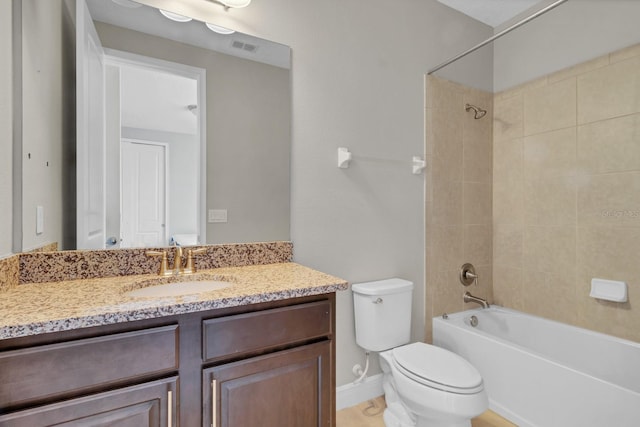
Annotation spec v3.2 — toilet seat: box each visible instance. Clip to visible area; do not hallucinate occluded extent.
[391,342,484,394]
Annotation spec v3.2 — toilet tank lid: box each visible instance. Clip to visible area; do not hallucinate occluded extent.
[352,278,414,296]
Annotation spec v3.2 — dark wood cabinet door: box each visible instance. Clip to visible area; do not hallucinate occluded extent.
[203,341,331,427]
[0,377,177,427]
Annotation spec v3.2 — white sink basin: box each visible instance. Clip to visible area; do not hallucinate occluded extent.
[126,279,233,298]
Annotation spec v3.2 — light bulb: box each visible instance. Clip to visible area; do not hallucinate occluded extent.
[219,0,251,8]
[159,9,192,22]
[205,23,235,35]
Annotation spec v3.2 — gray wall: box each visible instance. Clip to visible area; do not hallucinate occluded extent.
[0,1,13,257]
[136,0,492,386]
[20,0,75,251]
[494,0,640,91]
[95,22,291,245]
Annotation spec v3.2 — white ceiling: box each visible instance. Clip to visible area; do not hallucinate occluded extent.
[437,0,544,27]
[120,66,198,135]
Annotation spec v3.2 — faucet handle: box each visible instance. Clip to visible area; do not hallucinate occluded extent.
[184,248,207,275]
[459,263,478,287]
[146,250,171,276]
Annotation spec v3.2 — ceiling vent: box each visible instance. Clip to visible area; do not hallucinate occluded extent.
[231,40,258,53]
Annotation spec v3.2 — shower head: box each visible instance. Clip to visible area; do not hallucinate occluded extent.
[465,103,487,119]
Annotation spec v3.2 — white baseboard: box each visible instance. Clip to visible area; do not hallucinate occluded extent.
[335,373,384,411]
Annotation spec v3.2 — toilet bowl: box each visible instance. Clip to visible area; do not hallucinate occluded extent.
[352,278,488,427]
[379,342,488,427]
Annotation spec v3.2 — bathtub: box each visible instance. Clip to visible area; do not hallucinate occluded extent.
[433,306,640,427]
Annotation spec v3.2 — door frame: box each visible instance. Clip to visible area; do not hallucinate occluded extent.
[104,49,207,245]
[120,138,170,247]
[76,0,106,250]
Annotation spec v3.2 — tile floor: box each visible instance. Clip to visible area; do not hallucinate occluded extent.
[336,396,517,427]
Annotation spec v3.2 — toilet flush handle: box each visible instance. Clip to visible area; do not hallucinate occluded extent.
[373,298,383,304]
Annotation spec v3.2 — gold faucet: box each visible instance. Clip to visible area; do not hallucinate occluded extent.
[173,245,184,275]
[146,245,186,276]
[183,248,207,274]
[145,250,171,276]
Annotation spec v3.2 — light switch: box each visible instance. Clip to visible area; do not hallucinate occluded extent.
[208,209,228,223]
[36,205,44,234]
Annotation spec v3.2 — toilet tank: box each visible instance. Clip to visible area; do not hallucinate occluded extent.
[352,278,414,352]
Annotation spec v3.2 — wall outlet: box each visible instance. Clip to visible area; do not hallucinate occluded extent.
[208,209,228,223]
[36,206,44,235]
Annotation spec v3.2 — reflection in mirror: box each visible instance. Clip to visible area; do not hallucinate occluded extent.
[17,0,291,252]
[427,0,640,341]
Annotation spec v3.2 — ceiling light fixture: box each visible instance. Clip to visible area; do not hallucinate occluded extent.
[159,9,193,22]
[205,23,235,35]
[212,0,252,9]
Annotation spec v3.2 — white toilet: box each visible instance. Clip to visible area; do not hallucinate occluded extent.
[352,278,488,427]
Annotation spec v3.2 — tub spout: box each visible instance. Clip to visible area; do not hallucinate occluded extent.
[464,291,490,309]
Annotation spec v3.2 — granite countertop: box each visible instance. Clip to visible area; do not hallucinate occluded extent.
[0,262,348,340]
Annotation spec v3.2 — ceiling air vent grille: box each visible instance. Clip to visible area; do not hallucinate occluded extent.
[231,40,258,53]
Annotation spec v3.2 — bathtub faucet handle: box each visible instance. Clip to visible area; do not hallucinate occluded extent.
[460,263,478,287]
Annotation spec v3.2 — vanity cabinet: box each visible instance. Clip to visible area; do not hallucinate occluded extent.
[201,301,333,427]
[0,293,336,427]
[203,342,330,427]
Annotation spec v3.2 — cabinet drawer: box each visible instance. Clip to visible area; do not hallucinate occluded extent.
[0,325,178,409]
[203,300,331,363]
[0,376,178,427]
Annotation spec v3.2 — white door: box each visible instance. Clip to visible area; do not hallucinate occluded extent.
[76,0,106,249]
[120,140,167,248]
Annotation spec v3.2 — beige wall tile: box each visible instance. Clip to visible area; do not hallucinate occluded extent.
[425,108,434,159]
[494,137,523,184]
[431,269,465,317]
[430,225,464,272]
[427,76,493,330]
[524,78,576,136]
[575,221,640,343]
[524,176,577,226]
[522,271,577,325]
[547,55,609,84]
[493,94,523,141]
[492,44,640,342]
[463,115,493,183]
[492,266,523,310]
[577,172,640,226]
[463,225,493,266]
[493,223,523,267]
[463,182,492,225]
[523,225,576,277]
[577,225,640,285]
[432,107,463,183]
[609,43,640,64]
[426,75,464,111]
[577,56,640,124]
[431,180,463,226]
[523,127,577,179]
[493,180,524,226]
[577,113,640,174]
[463,88,493,183]
[496,76,548,101]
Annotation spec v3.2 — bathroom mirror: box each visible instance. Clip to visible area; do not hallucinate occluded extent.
[16,0,291,251]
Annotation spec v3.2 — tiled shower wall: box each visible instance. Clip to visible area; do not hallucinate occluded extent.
[425,76,493,342]
[492,44,640,342]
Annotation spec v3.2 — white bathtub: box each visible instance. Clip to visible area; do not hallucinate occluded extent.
[433,306,640,427]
